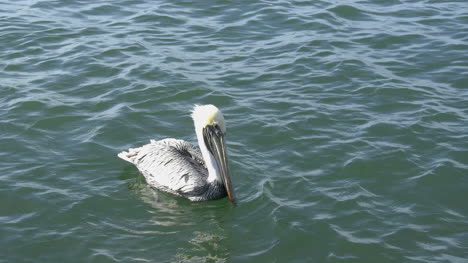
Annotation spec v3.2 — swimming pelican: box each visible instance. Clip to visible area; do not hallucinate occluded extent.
[118,104,235,203]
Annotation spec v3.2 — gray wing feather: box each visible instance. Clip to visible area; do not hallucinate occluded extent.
[118,139,208,198]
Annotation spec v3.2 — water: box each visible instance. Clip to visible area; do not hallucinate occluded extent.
[1,0,467,262]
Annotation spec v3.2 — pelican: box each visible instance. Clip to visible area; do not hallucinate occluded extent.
[118,104,235,203]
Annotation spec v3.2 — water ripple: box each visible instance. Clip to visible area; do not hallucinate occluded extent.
[1,0,468,262]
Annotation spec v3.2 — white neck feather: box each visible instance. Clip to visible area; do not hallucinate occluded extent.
[195,129,221,183]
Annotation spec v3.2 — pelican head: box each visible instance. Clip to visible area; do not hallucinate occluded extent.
[192,105,235,203]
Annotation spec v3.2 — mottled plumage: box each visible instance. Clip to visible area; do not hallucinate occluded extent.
[118,139,226,201]
[118,105,235,202]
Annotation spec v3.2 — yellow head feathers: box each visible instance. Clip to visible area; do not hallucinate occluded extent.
[191,104,226,133]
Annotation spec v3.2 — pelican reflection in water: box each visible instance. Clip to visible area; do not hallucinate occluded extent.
[118,105,235,203]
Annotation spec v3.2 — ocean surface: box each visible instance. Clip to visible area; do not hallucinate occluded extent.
[1,0,467,262]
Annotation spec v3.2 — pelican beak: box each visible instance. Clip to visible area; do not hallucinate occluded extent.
[203,124,235,203]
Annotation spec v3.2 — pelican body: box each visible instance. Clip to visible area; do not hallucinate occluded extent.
[118,105,235,202]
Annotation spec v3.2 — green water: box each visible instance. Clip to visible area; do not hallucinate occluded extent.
[1,1,467,262]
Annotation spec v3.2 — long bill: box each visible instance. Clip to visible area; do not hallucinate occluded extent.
[203,125,235,203]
